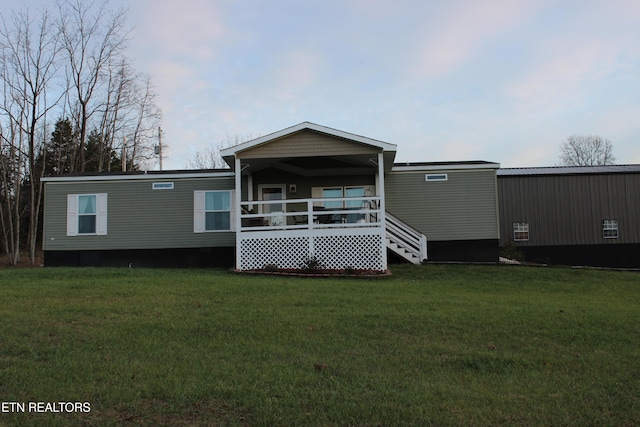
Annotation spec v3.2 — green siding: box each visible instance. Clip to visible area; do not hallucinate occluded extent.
[44,176,235,251]
[385,169,499,241]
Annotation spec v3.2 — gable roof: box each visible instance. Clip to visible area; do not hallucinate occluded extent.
[220,122,397,166]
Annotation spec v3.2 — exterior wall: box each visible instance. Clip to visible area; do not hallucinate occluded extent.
[385,168,500,242]
[43,175,236,252]
[238,130,379,159]
[247,168,375,201]
[498,173,640,247]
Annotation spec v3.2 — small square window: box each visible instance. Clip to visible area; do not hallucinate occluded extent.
[603,219,618,239]
[513,222,529,241]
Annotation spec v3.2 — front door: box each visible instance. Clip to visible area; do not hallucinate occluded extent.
[259,185,286,226]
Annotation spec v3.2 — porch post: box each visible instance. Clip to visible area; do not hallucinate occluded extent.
[377,151,388,270]
[235,157,242,270]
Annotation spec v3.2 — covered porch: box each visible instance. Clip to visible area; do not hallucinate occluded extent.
[220,122,397,272]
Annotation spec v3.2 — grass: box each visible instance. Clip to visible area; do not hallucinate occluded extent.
[0,264,638,426]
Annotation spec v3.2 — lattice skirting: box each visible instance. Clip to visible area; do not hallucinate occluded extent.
[239,232,385,271]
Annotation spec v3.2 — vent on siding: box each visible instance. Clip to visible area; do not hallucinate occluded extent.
[153,182,174,190]
[425,174,448,182]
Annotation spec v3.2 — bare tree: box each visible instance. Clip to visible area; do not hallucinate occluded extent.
[188,134,254,169]
[0,6,62,264]
[124,73,161,170]
[559,135,615,166]
[58,0,129,172]
[0,82,26,266]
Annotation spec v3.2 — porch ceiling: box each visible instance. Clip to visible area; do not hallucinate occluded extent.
[239,153,385,176]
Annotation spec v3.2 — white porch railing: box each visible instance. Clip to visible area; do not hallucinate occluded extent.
[237,197,386,271]
[385,211,428,264]
[239,197,381,231]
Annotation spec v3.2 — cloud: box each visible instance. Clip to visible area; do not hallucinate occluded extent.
[506,40,624,115]
[132,0,226,61]
[411,0,540,78]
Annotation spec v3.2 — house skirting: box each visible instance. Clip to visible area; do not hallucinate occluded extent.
[238,228,386,271]
[514,243,640,268]
[44,247,235,268]
[394,239,498,263]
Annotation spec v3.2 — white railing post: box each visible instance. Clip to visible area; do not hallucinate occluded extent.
[377,152,388,270]
[235,157,242,270]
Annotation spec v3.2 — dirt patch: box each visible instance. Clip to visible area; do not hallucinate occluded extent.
[238,268,391,278]
[0,251,44,268]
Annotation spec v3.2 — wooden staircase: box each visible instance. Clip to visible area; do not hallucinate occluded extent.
[385,211,428,264]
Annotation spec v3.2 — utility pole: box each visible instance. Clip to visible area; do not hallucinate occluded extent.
[157,127,163,171]
[122,136,127,172]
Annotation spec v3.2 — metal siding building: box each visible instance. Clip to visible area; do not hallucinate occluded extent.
[497,165,640,267]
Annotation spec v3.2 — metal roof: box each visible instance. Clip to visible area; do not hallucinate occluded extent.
[497,164,640,176]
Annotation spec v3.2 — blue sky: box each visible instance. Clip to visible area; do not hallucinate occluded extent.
[6,0,640,169]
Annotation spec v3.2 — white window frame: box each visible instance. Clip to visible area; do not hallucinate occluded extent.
[152,182,174,190]
[602,219,618,239]
[194,190,235,233]
[67,194,108,236]
[513,222,529,242]
[425,174,448,182]
[312,185,374,208]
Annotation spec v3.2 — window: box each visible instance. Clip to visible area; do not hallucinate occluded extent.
[67,194,107,236]
[603,219,618,239]
[513,222,529,241]
[425,174,448,182]
[322,187,343,208]
[152,182,174,190]
[78,195,97,233]
[313,186,373,209]
[194,191,234,232]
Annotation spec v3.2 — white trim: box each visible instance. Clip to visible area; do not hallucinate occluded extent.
[67,193,107,236]
[602,219,619,239]
[235,158,242,270]
[42,171,235,183]
[392,163,500,172]
[513,222,529,242]
[377,151,387,270]
[194,190,235,233]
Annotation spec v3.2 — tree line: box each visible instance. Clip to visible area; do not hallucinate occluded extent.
[1,0,162,266]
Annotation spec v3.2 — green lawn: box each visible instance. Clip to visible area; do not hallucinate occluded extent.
[0,264,638,426]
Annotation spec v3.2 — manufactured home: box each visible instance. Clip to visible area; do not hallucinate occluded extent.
[498,165,640,268]
[42,122,501,270]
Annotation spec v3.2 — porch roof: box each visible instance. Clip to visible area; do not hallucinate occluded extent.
[220,122,397,173]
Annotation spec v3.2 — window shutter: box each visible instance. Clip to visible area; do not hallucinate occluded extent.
[67,194,78,236]
[96,194,108,235]
[194,191,205,233]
